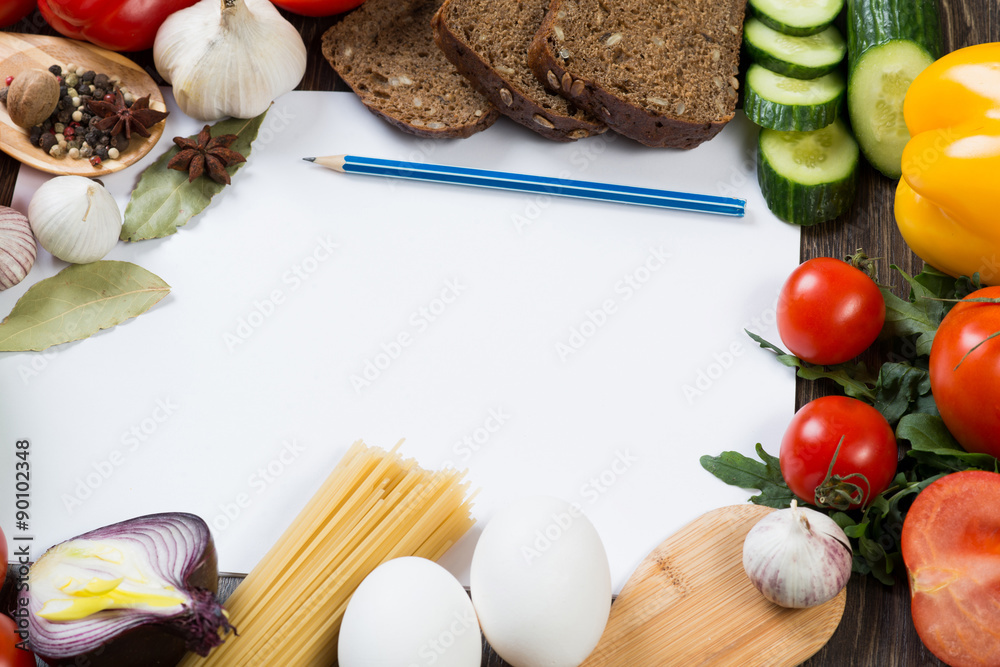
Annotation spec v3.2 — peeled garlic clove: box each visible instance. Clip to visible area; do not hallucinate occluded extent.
[0,205,37,290]
[28,176,122,265]
[153,0,307,121]
[742,500,852,608]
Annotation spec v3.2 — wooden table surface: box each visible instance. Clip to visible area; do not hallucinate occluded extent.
[2,2,994,665]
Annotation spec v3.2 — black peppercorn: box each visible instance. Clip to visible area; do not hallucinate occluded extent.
[81,70,96,82]
[29,126,42,146]
[84,130,100,146]
[48,65,62,77]
[112,133,130,152]
[39,133,58,153]
[94,145,109,160]
[94,73,110,89]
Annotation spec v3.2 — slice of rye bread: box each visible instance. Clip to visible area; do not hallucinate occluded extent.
[528,0,746,149]
[321,0,500,139]
[431,0,606,142]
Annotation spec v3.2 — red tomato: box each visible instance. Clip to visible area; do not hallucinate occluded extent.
[0,0,35,28]
[902,470,1000,667]
[777,257,886,365]
[270,0,366,16]
[37,0,198,52]
[929,286,1000,458]
[780,396,898,509]
[0,614,34,667]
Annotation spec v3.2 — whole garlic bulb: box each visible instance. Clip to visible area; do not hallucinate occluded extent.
[28,176,122,264]
[153,0,307,121]
[742,501,852,608]
[0,206,37,290]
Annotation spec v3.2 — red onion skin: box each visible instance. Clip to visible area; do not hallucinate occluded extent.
[24,513,232,667]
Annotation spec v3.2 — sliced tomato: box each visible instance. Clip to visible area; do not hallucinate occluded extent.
[902,470,1000,667]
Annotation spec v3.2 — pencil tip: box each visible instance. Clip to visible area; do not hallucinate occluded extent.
[302,157,316,162]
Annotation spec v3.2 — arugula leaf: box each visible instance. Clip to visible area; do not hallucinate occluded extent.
[899,414,999,470]
[745,331,876,400]
[699,444,794,508]
[873,362,936,426]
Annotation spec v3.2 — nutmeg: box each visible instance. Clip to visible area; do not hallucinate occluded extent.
[6,68,60,129]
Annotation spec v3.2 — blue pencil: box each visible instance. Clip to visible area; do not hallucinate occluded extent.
[303,154,745,218]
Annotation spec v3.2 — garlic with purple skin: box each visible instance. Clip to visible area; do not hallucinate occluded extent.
[742,500,852,608]
[0,206,36,290]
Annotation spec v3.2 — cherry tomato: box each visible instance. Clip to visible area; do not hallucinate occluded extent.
[0,0,35,28]
[0,614,35,667]
[269,0,366,16]
[902,471,1000,666]
[37,0,198,52]
[929,286,1000,458]
[780,396,898,509]
[777,257,886,365]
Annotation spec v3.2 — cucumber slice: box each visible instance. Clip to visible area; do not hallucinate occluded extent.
[745,64,845,131]
[847,0,941,178]
[757,119,859,226]
[744,18,847,80]
[847,41,934,178]
[749,0,844,36]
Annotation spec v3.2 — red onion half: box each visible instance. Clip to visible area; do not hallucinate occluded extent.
[23,512,233,667]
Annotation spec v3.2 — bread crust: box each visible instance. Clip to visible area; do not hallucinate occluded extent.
[432,0,606,142]
[321,0,500,139]
[528,0,745,149]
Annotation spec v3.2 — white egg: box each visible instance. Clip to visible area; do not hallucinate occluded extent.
[471,496,611,667]
[338,557,481,667]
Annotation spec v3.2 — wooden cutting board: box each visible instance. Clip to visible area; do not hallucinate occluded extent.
[0,32,166,176]
[583,504,846,667]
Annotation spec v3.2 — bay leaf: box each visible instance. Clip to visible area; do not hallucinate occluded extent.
[0,261,170,351]
[121,110,269,242]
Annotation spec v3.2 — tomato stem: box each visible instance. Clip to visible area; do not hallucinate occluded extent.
[844,248,879,282]
[814,435,872,510]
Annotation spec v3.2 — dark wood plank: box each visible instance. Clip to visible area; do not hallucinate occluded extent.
[2,1,994,664]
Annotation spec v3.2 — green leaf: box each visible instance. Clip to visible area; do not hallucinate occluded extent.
[699,443,795,508]
[121,111,269,241]
[898,413,999,470]
[873,362,936,426]
[745,331,876,400]
[0,261,170,351]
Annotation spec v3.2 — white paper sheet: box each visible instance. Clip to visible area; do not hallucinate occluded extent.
[1,90,799,592]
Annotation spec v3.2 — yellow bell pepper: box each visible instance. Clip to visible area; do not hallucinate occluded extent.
[895,43,1000,282]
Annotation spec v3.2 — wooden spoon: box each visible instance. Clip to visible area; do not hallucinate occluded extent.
[0,32,167,176]
[583,505,846,667]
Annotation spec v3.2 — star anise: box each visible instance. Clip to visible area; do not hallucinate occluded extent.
[87,90,169,140]
[166,125,246,185]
